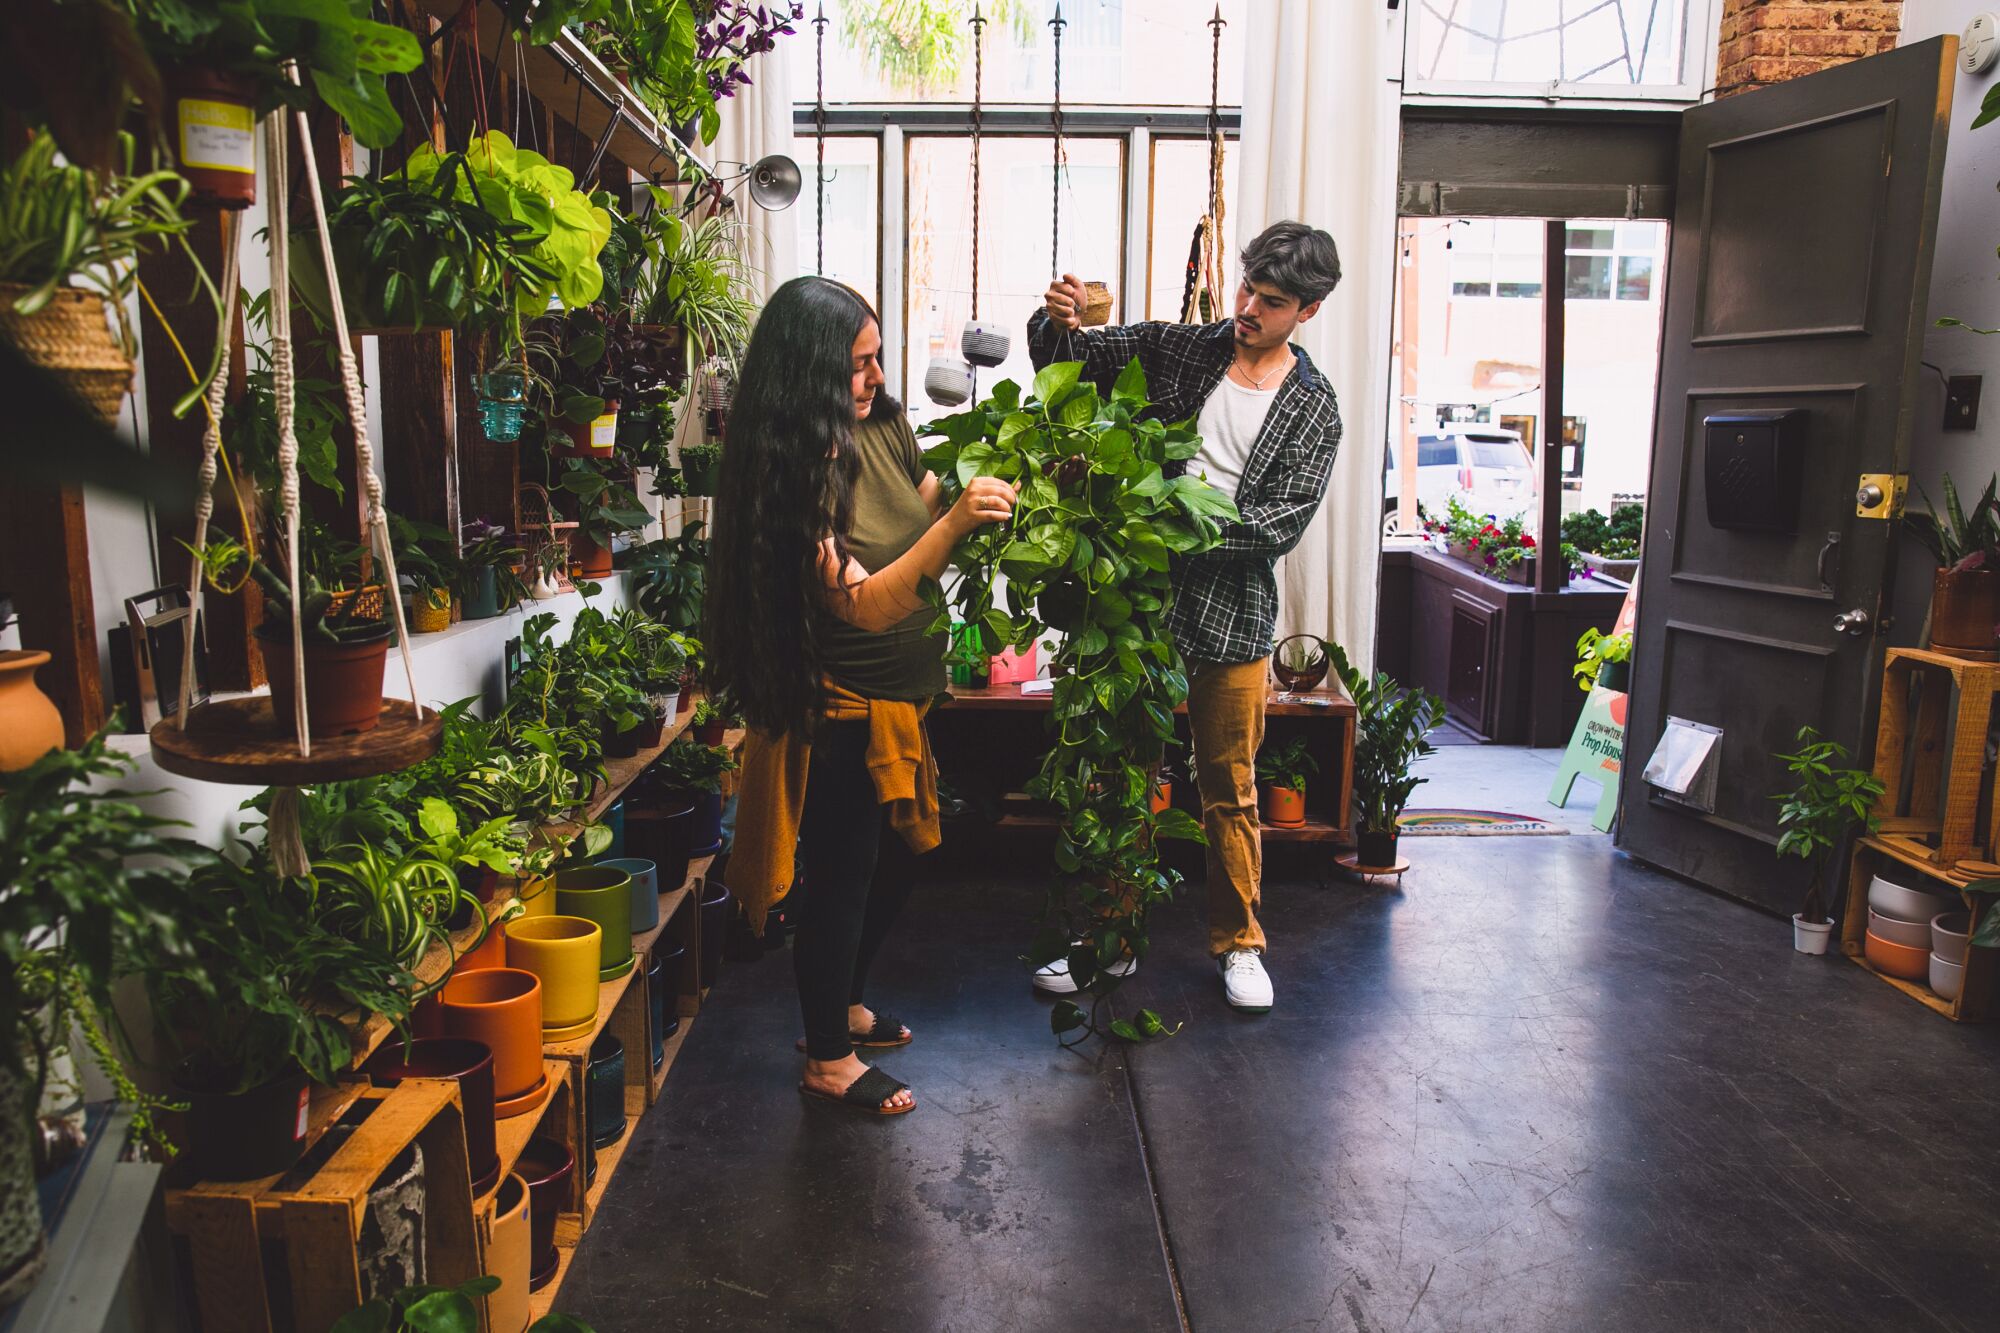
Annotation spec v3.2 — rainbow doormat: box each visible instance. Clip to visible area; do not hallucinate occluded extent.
[1395,809,1567,836]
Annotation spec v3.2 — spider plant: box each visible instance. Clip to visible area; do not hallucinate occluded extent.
[635,203,758,368]
[310,841,470,971]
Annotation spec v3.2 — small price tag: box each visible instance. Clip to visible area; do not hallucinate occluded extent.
[590,414,617,451]
[179,98,255,174]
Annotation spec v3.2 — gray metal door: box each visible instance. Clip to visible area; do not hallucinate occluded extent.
[1619,38,1957,914]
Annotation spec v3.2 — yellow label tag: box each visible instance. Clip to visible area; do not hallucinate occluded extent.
[590,413,617,450]
[179,98,255,173]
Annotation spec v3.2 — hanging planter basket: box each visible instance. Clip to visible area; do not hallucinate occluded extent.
[0,285,133,424]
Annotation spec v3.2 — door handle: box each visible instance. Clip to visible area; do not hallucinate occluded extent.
[1815,531,1841,592]
[1833,608,1873,637]
[1856,482,1885,509]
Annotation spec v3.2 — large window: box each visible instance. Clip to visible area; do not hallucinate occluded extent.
[1148,137,1240,319]
[1407,0,1718,102]
[1443,219,1664,303]
[904,135,1124,424]
[793,136,881,310]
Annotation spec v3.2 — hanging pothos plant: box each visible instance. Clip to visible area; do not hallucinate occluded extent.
[921,359,1238,1045]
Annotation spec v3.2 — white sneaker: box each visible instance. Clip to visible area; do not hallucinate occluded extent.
[1031,949,1138,995]
[1218,950,1273,1012]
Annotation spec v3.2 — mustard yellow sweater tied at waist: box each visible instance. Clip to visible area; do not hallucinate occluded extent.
[729,684,940,935]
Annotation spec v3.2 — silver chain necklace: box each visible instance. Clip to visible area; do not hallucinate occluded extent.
[1232,352,1287,390]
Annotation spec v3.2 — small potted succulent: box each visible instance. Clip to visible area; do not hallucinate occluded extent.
[1254,736,1315,829]
[1573,627,1633,693]
[1772,725,1884,955]
[1272,634,1329,693]
[459,519,529,620]
[1332,643,1443,868]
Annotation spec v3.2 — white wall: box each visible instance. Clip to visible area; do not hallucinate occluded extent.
[1897,4,2000,630]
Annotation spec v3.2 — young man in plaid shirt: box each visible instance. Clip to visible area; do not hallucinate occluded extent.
[1025,220,1343,1013]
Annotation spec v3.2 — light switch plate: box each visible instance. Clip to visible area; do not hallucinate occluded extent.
[1946,375,1983,432]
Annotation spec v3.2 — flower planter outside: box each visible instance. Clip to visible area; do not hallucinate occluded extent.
[587,1034,627,1149]
[1930,566,2000,653]
[698,879,733,990]
[0,650,65,773]
[1262,784,1307,828]
[1356,827,1401,869]
[598,857,661,931]
[257,623,392,738]
[517,1138,573,1291]
[556,867,635,980]
[410,588,453,634]
[484,1173,533,1333]
[365,1038,501,1196]
[504,917,603,1041]
[462,566,504,620]
[167,66,258,208]
[173,1060,312,1181]
[438,969,547,1116]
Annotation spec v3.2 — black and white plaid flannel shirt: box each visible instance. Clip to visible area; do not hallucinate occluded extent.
[1026,311,1343,666]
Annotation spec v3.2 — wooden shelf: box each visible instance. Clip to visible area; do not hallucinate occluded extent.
[411,0,704,179]
[1844,953,1959,1018]
[544,917,667,1061]
[490,1058,572,1189]
[527,1243,577,1325]
[540,706,696,847]
[349,892,519,1070]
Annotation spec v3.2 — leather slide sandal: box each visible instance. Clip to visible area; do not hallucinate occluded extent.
[798,1065,915,1116]
[793,1012,913,1054]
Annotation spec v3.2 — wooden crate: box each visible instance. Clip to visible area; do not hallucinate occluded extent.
[1867,648,2000,872]
[1841,836,1994,1022]
[166,1079,479,1333]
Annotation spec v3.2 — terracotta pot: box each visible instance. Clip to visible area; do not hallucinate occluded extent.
[438,969,545,1109]
[556,866,635,979]
[599,858,661,932]
[173,1060,312,1182]
[1262,784,1307,828]
[517,1138,574,1291]
[570,529,614,579]
[457,918,509,973]
[557,406,619,458]
[694,720,727,746]
[483,1173,533,1333]
[587,1034,627,1149]
[167,66,258,208]
[698,878,733,989]
[365,1038,500,1197]
[411,588,453,633]
[678,688,695,716]
[504,916,603,1039]
[1930,566,2000,653]
[257,624,392,738]
[1864,929,1930,981]
[1356,827,1400,868]
[0,650,65,773]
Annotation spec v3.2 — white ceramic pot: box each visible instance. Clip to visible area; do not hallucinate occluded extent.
[1868,874,1952,924]
[924,356,974,406]
[961,320,1011,367]
[1929,950,1965,1002]
[1868,907,1931,950]
[1931,911,1971,965]
[1792,914,1833,955]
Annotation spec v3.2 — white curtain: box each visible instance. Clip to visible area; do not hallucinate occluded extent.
[704,47,800,303]
[1236,1,1401,676]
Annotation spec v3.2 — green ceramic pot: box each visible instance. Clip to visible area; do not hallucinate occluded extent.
[555,865,634,980]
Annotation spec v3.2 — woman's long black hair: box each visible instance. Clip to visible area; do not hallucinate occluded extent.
[705,276,880,737]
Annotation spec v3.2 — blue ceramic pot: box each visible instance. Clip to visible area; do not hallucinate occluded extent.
[587,1034,626,1149]
[598,857,659,932]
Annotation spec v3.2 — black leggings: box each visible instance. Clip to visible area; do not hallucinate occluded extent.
[796,720,920,1061]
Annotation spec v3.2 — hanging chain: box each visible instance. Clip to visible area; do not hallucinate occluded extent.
[814,3,828,275]
[972,4,988,320]
[1050,3,1066,278]
[1208,4,1224,235]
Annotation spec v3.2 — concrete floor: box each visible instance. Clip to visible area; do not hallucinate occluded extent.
[561,748,2000,1332]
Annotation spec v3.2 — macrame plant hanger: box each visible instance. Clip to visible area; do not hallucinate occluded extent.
[152,63,440,872]
[1180,5,1228,324]
[960,6,1008,372]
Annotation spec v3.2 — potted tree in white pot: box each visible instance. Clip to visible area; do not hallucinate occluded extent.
[1772,725,1884,955]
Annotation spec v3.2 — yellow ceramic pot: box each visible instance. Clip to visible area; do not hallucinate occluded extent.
[411,589,453,633]
[0,650,65,773]
[515,875,555,919]
[505,916,602,1041]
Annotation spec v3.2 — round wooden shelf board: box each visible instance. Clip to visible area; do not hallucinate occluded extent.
[1336,851,1411,879]
[149,697,441,785]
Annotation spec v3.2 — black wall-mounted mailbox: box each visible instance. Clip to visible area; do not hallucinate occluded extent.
[1703,409,1807,534]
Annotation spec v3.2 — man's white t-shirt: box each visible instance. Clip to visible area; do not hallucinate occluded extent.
[1193,373,1282,500]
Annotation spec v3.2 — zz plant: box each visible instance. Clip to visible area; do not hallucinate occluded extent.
[1330,643,1443,842]
[921,359,1236,1046]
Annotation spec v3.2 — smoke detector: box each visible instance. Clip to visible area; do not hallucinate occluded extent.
[1964,13,2000,75]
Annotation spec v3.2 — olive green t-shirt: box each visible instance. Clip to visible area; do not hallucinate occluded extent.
[821,412,948,700]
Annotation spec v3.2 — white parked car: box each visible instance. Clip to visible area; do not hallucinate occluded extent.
[1382,425,1536,533]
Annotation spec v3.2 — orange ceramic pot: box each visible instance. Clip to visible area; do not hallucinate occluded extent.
[484,1172,533,1333]
[505,916,603,1040]
[1864,930,1930,982]
[1262,784,1306,828]
[0,650,64,773]
[457,919,509,973]
[570,530,613,579]
[439,969,546,1112]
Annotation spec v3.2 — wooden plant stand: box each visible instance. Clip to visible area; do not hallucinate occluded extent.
[1866,648,2000,871]
[1841,836,1993,1021]
[164,1080,479,1333]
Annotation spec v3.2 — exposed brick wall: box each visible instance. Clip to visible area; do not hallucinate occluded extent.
[1716,1,1904,96]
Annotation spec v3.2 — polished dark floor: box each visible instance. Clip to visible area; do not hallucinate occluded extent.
[563,752,2000,1332]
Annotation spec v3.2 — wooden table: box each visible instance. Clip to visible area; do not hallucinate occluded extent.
[930,679,1358,845]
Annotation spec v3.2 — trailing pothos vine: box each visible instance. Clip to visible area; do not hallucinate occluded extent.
[921,359,1238,1046]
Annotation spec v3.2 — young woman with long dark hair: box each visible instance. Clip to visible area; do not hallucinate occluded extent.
[711,277,1014,1115]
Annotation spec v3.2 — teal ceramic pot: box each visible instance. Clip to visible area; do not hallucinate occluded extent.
[606,801,626,858]
[587,1034,626,1149]
[598,857,660,931]
[555,865,634,980]
[462,566,503,620]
